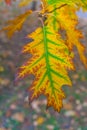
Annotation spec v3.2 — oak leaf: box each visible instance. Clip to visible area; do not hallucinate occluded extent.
[2,0,87,112]
[17,26,74,111]
[2,10,32,38]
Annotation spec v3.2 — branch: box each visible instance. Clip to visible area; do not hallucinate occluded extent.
[49,4,67,13]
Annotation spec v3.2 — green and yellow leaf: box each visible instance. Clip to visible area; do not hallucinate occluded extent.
[46,0,87,9]
[45,4,87,67]
[17,26,74,111]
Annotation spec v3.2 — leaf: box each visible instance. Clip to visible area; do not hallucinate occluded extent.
[46,0,75,6]
[55,5,87,67]
[17,26,74,112]
[0,66,4,72]
[19,0,32,7]
[2,10,32,38]
[5,0,11,5]
[45,4,87,68]
[36,117,45,125]
[46,0,87,8]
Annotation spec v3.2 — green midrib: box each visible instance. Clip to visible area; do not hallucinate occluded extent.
[43,26,60,104]
[43,26,54,91]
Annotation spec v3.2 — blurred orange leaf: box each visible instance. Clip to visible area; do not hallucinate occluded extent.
[5,0,11,5]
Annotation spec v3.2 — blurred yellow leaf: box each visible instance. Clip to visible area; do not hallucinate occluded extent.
[2,10,32,38]
[19,0,32,7]
[36,117,45,125]
[0,66,4,72]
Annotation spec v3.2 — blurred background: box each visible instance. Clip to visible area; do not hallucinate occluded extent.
[0,1,87,130]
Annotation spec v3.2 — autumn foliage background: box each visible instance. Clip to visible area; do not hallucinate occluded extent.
[0,0,87,130]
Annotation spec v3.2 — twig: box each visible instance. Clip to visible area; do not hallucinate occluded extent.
[49,4,67,13]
